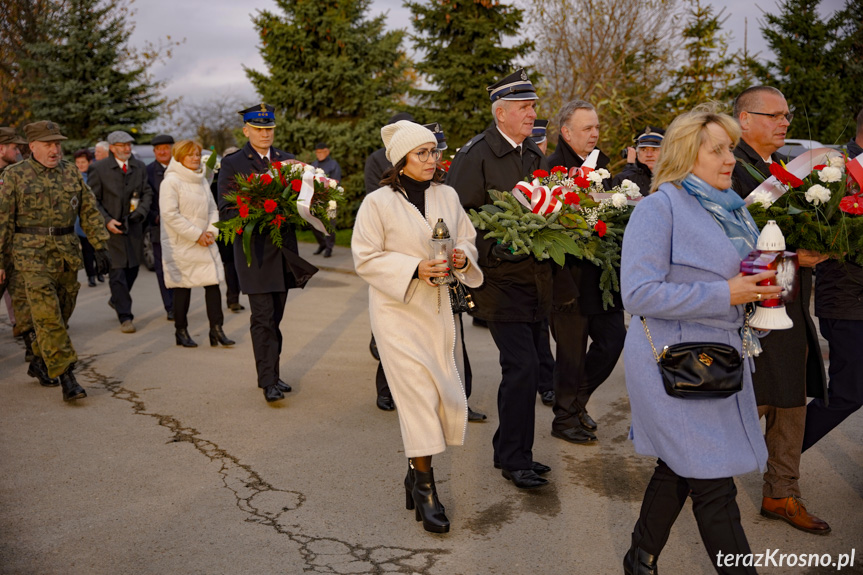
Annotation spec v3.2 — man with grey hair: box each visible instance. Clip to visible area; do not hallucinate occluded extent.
[94,140,110,161]
[546,99,623,446]
[731,85,831,536]
[448,68,553,490]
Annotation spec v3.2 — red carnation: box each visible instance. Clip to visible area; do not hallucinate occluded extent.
[271,214,286,227]
[813,164,826,171]
[533,169,549,178]
[260,174,273,185]
[246,174,256,183]
[551,166,567,174]
[769,162,803,188]
[574,175,590,189]
[840,193,863,215]
[563,192,580,205]
[291,179,302,192]
[271,161,282,170]
[264,199,278,213]
[236,228,243,235]
[594,220,607,237]
[239,205,249,219]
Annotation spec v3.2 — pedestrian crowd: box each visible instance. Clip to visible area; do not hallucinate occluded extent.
[1,66,861,574]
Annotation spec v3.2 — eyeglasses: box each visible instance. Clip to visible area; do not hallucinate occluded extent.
[414,148,442,162]
[747,111,794,123]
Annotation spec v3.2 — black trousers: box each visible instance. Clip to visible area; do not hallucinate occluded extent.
[224,262,241,305]
[312,227,335,251]
[550,308,625,430]
[172,285,223,330]
[152,240,174,313]
[376,313,473,400]
[79,235,97,278]
[248,291,288,388]
[802,318,863,451]
[537,318,554,394]
[109,266,139,323]
[632,460,755,575]
[488,319,543,471]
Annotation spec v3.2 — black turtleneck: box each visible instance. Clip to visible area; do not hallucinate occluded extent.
[400,175,431,216]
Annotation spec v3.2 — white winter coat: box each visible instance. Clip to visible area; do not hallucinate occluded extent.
[352,183,483,457]
[159,160,224,289]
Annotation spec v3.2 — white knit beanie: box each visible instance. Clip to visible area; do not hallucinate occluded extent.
[381,121,437,165]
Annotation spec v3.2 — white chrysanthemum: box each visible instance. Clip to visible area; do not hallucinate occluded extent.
[303,164,315,173]
[804,184,831,205]
[611,193,628,208]
[596,168,611,180]
[828,155,845,168]
[328,179,337,188]
[328,200,337,209]
[337,186,344,193]
[620,179,642,198]
[315,168,326,176]
[587,171,603,184]
[751,190,774,209]
[817,166,842,183]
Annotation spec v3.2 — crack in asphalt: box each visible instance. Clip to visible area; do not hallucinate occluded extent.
[74,355,449,574]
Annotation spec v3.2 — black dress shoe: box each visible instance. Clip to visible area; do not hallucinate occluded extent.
[88,276,97,287]
[540,390,555,406]
[97,273,105,283]
[275,379,292,393]
[501,469,549,489]
[494,461,551,475]
[264,384,285,402]
[323,248,332,258]
[314,245,326,255]
[551,426,598,444]
[578,410,598,431]
[623,545,659,575]
[468,406,487,421]
[228,302,245,312]
[377,395,395,411]
[167,310,175,321]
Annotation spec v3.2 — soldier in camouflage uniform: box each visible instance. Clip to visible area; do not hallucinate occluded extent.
[0,127,34,355]
[0,121,111,401]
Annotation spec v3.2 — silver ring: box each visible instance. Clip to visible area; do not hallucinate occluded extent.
[756,293,762,301]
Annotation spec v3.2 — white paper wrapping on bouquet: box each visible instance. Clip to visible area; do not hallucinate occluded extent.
[743,147,845,206]
[298,170,330,235]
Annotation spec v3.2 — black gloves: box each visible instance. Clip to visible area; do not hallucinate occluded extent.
[127,210,145,225]
[491,242,529,263]
[94,249,111,275]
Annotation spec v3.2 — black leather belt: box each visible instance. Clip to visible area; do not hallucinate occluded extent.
[15,226,75,236]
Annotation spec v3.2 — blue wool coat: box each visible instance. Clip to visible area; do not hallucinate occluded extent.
[621,182,768,479]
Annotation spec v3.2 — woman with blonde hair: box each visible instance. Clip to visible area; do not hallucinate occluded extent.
[620,106,780,574]
[160,140,234,348]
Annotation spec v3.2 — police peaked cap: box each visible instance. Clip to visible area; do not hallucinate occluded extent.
[530,119,549,143]
[422,122,448,151]
[239,103,276,128]
[488,68,538,102]
[636,126,665,147]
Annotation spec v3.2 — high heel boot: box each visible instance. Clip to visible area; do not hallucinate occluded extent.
[411,468,450,533]
[623,545,659,575]
[209,325,235,347]
[405,464,415,510]
[175,328,198,348]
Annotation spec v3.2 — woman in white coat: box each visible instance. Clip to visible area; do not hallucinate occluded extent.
[352,121,483,534]
[160,140,234,348]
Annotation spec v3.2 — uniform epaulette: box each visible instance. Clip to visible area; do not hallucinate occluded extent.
[459,133,485,154]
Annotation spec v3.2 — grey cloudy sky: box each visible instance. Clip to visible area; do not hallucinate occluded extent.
[129,0,844,108]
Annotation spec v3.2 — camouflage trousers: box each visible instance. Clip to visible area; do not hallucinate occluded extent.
[21,267,79,378]
[0,266,33,337]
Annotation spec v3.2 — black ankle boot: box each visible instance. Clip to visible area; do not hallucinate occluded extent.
[623,545,659,575]
[209,325,235,347]
[405,464,415,510]
[411,468,450,533]
[27,355,59,387]
[175,328,198,348]
[58,366,86,401]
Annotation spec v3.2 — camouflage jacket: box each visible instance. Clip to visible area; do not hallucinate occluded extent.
[0,158,108,272]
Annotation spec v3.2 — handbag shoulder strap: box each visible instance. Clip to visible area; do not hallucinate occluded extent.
[640,317,662,363]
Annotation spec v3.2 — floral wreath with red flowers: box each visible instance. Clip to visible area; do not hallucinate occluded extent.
[214,160,344,266]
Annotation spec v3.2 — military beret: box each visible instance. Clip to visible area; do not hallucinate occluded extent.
[24,121,68,143]
[0,127,27,145]
[151,134,175,146]
[107,131,135,145]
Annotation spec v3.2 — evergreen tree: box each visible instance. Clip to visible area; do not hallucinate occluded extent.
[832,0,863,123]
[753,0,850,143]
[20,0,163,150]
[667,0,737,114]
[247,0,411,228]
[405,0,533,148]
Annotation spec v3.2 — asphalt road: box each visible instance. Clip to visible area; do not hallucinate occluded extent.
[1,243,861,575]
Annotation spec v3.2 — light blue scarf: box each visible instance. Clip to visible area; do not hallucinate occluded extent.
[680,174,760,260]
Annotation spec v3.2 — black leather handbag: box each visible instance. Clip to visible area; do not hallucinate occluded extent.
[448,280,475,314]
[640,317,743,399]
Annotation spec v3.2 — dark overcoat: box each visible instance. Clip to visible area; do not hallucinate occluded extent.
[364,148,391,194]
[146,161,167,243]
[88,153,153,268]
[731,139,827,407]
[447,126,551,323]
[217,142,317,295]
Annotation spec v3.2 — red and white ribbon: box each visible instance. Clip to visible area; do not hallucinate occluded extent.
[743,148,848,206]
[511,180,562,216]
[297,169,330,235]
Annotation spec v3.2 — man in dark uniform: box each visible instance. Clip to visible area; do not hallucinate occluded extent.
[0,121,110,400]
[547,99,625,445]
[145,134,175,320]
[530,119,549,155]
[611,127,664,193]
[88,130,153,334]
[731,85,830,535]
[310,142,341,258]
[448,68,552,489]
[218,103,318,403]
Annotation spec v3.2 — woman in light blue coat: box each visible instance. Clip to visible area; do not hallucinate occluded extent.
[620,107,781,575]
